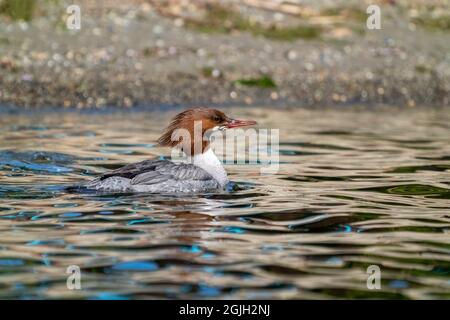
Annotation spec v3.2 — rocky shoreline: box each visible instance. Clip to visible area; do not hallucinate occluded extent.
[0,0,449,109]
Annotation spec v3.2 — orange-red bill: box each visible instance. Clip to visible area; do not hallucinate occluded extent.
[225,118,257,129]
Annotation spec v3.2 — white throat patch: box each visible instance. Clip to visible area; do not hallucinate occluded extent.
[190,148,228,187]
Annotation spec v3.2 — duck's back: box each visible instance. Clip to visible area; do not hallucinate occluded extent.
[86,159,222,193]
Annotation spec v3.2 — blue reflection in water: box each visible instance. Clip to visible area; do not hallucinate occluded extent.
[200,253,216,260]
[198,284,221,297]
[98,210,114,215]
[262,244,283,252]
[216,226,245,234]
[27,239,65,246]
[5,160,72,173]
[180,284,192,294]
[0,259,24,266]
[127,218,151,225]
[59,212,82,218]
[326,257,344,266]
[389,280,409,289]
[91,292,129,300]
[111,261,158,271]
[181,245,202,253]
[342,225,353,232]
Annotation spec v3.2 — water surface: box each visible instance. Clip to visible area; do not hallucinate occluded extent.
[0,107,449,299]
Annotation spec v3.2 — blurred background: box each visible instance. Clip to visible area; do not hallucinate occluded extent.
[0,0,449,109]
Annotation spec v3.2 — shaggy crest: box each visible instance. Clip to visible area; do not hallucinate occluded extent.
[157,108,228,155]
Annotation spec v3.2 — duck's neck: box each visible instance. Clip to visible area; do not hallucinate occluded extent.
[189,148,228,187]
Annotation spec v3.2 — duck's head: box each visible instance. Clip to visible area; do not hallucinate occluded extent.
[157,108,257,155]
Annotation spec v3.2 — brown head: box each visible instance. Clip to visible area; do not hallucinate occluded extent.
[157,108,257,156]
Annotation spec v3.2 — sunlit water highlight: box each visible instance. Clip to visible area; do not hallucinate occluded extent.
[0,107,449,299]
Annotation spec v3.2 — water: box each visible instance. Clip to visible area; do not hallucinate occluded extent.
[0,107,449,299]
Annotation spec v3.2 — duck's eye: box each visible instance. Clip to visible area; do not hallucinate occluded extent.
[213,115,221,122]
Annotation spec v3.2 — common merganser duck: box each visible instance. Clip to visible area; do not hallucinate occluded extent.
[85,108,257,193]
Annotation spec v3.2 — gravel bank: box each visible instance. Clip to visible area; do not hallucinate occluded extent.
[0,0,449,109]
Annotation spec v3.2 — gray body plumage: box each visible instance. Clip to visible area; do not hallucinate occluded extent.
[85,159,223,193]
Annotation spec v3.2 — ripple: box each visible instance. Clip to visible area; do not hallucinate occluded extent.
[356,184,450,196]
[387,165,450,173]
[0,151,74,173]
[280,142,354,151]
[1,109,450,299]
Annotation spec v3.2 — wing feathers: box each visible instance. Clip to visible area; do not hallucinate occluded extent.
[97,159,215,186]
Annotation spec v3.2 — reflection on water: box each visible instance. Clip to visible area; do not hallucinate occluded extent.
[0,107,449,299]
